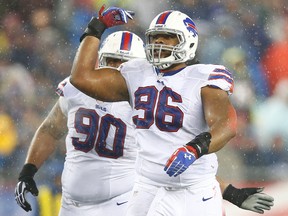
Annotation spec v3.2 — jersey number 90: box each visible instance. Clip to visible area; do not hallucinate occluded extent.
[72,108,126,159]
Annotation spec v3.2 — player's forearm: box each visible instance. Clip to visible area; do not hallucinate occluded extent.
[25,125,59,168]
[25,103,67,168]
[208,104,237,153]
[209,123,236,153]
[70,36,100,88]
[70,36,128,101]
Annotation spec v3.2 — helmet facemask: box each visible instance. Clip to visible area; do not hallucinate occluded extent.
[99,52,133,68]
[145,29,188,69]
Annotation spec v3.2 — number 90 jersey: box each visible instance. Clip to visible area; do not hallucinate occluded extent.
[56,77,137,204]
[120,59,234,188]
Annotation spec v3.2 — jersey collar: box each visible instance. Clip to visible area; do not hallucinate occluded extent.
[155,67,185,77]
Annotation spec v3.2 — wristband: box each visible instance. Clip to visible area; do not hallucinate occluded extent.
[186,132,211,158]
[19,163,38,181]
[223,184,245,207]
[80,17,107,42]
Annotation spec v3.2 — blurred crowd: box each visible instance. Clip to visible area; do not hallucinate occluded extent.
[1,0,288,204]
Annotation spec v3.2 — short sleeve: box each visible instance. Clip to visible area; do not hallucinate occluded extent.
[58,96,68,117]
[206,67,234,94]
[56,77,69,96]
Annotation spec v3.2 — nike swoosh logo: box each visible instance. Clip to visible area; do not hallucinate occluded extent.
[117,201,128,206]
[202,196,213,202]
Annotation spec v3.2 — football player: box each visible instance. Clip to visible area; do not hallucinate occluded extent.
[70,6,273,216]
[15,11,273,215]
[15,30,146,216]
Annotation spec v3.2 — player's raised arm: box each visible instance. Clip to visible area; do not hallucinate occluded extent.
[70,5,132,102]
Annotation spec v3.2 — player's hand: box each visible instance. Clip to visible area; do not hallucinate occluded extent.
[223,184,274,214]
[80,4,134,42]
[241,188,274,213]
[164,132,211,177]
[14,164,38,212]
[98,4,134,27]
[164,146,197,177]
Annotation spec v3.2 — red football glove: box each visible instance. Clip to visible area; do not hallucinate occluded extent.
[164,146,197,177]
[98,4,134,27]
[164,132,211,177]
[80,5,134,42]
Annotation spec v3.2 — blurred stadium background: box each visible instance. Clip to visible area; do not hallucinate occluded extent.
[0,0,287,215]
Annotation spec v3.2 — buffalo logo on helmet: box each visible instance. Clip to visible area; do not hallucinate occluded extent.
[183,18,198,37]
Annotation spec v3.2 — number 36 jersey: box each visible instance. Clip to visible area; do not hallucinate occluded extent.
[56,77,137,204]
[120,59,234,188]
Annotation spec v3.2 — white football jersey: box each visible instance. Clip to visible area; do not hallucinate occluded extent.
[56,77,137,204]
[120,59,234,187]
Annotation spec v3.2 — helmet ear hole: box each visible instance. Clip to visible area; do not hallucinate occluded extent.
[190,43,195,48]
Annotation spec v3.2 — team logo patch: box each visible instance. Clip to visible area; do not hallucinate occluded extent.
[184,153,192,160]
[117,201,128,206]
[183,18,198,37]
[202,196,213,202]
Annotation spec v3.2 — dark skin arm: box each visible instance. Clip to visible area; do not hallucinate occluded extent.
[25,100,67,169]
[70,36,129,102]
[201,86,237,153]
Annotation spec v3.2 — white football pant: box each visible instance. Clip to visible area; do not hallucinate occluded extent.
[125,179,222,216]
[59,190,131,216]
